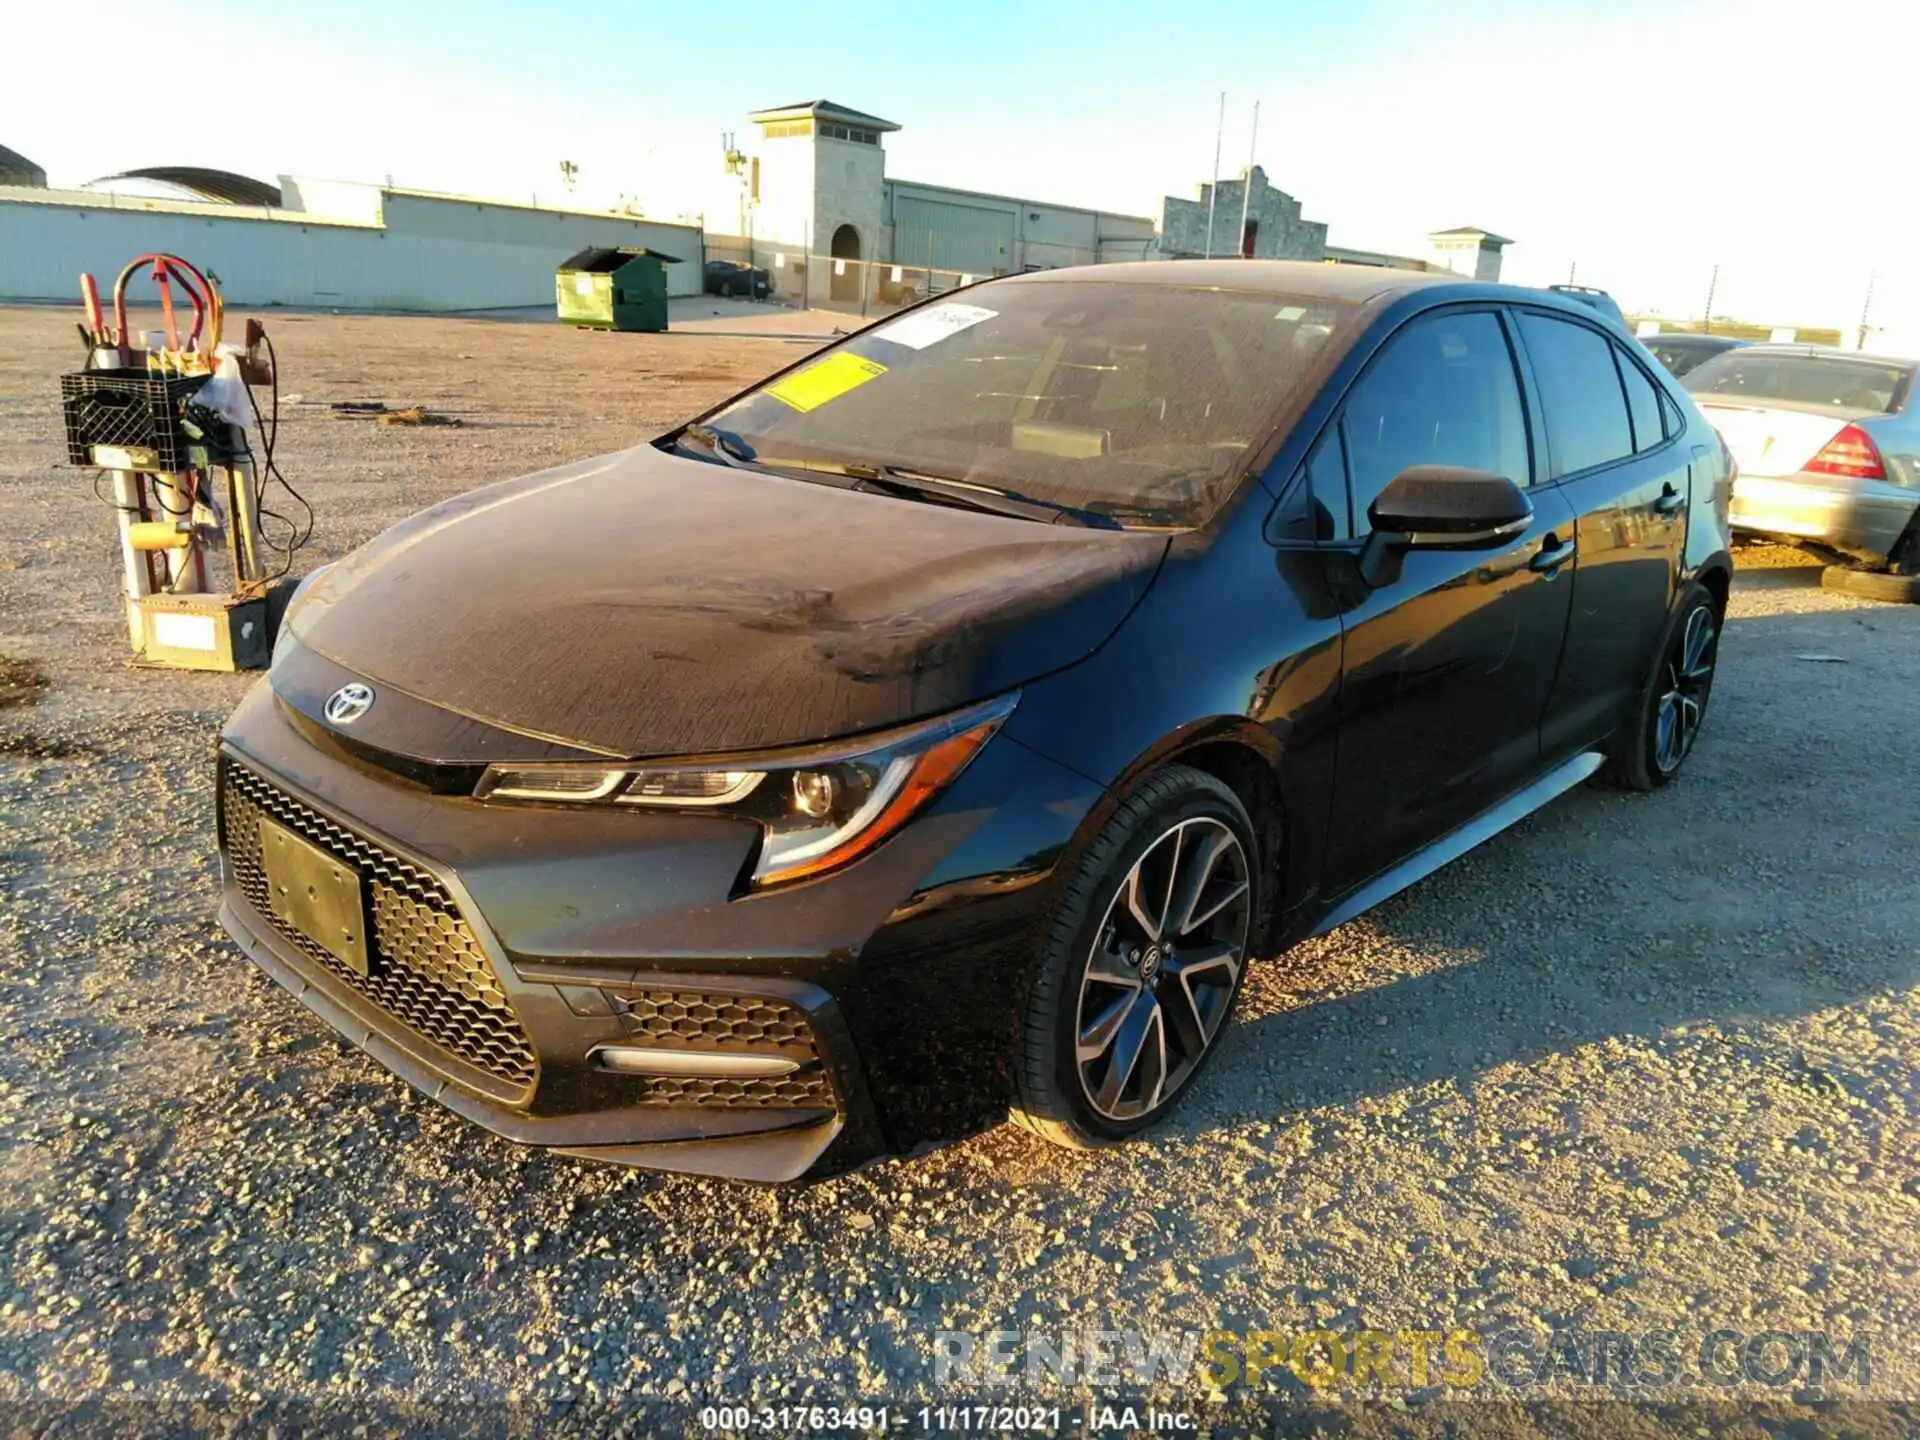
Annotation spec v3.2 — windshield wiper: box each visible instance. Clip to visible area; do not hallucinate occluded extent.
[673,434,1128,528]
[821,462,1123,529]
[674,426,873,492]
[676,423,760,468]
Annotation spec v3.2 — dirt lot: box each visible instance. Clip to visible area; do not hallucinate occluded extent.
[0,304,1915,1433]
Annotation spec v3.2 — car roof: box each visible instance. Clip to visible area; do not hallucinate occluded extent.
[996,259,1475,305]
[1719,344,1919,366]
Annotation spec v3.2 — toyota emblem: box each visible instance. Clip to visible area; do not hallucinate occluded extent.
[323,683,376,725]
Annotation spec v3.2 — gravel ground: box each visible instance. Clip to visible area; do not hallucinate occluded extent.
[1,304,1915,1435]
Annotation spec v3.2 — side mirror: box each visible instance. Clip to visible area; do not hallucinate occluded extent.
[1358,466,1533,588]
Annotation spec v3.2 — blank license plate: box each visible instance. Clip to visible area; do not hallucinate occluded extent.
[258,814,371,976]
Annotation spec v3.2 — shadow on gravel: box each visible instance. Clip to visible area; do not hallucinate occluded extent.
[1728,560,1826,593]
[0,654,46,709]
[1209,921,1919,1136]
[1144,597,1920,1148]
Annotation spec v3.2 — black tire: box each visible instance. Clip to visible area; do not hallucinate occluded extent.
[1011,764,1261,1150]
[1821,566,1920,604]
[1603,580,1721,791]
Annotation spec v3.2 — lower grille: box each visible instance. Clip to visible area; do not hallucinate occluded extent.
[221,760,539,1099]
[635,1073,833,1109]
[614,990,832,1110]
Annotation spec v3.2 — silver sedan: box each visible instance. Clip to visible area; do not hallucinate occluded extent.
[1682,346,1920,572]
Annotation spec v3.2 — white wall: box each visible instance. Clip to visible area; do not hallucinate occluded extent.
[0,185,703,310]
[886,181,1155,274]
[280,177,384,223]
[1427,237,1503,283]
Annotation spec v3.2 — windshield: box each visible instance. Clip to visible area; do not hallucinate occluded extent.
[699,280,1358,528]
[1683,353,1912,413]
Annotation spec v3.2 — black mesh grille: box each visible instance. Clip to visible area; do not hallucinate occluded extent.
[615,991,814,1055]
[612,990,832,1109]
[221,761,538,1098]
[633,1073,833,1109]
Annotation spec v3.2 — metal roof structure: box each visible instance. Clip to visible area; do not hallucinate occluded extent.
[0,145,46,187]
[87,166,282,207]
[747,100,901,133]
[1429,226,1515,245]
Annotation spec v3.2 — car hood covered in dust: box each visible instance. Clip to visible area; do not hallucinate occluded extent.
[281,445,1170,759]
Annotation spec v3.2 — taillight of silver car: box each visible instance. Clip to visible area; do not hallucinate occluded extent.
[1806,425,1886,480]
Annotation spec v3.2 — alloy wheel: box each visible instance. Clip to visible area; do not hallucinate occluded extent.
[1654,605,1718,776]
[1074,817,1252,1122]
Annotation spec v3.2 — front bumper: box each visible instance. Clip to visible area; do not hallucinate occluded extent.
[218,894,849,1181]
[212,676,1102,1181]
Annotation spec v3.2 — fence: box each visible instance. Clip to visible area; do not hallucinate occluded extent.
[705,233,988,317]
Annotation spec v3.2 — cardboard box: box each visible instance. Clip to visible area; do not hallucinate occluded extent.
[137,591,273,672]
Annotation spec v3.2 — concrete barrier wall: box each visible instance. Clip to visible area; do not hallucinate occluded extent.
[0,187,704,310]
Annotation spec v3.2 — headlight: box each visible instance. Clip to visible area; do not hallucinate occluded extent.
[271,563,334,669]
[473,693,1018,888]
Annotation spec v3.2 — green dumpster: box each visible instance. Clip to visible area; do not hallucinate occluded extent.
[555,246,680,332]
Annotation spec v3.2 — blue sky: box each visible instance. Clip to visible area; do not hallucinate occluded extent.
[8,0,1915,337]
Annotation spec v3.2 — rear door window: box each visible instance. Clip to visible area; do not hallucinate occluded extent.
[1341,310,1531,529]
[1613,345,1666,453]
[1517,312,1635,478]
[1658,388,1684,440]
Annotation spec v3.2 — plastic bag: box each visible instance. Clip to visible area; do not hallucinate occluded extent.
[193,345,260,428]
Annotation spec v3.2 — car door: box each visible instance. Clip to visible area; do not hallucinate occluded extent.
[1511,310,1690,759]
[1318,306,1579,897]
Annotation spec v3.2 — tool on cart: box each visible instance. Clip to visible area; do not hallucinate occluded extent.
[60,253,311,672]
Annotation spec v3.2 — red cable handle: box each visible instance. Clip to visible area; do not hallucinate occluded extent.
[111,253,215,353]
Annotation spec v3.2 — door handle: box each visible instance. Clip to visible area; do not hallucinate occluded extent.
[1529,534,1575,574]
[1655,482,1685,516]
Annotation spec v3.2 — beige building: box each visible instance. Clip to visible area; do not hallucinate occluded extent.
[706,99,1157,307]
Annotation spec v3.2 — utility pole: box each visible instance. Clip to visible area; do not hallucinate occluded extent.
[1567,260,1577,285]
[1235,101,1261,259]
[1702,264,1719,335]
[1857,270,1878,351]
[1203,91,1225,259]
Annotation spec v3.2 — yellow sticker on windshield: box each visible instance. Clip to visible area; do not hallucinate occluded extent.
[765,352,888,412]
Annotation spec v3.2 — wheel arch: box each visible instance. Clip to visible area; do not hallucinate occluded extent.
[1691,552,1732,619]
[1065,718,1293,958]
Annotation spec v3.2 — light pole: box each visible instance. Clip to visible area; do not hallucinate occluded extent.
[1235,101,1260,259]
[1203,92,1224,259]
[1702,264,1719,335]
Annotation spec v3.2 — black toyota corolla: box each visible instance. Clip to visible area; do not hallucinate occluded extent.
[217,261,1734,1182]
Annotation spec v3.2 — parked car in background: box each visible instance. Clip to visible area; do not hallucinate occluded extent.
[1644,333,1750,378]
[1683,345,1920,600]
[219,262,1733,1181]
[1548,284,1626,327]
[703,259,772,299]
